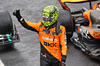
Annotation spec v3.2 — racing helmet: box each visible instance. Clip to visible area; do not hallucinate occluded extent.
[42,5,59,27]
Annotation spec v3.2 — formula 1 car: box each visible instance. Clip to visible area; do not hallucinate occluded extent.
[0,10,20,47]
[58,0,100,60]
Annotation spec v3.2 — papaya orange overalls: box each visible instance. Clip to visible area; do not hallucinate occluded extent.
[19,19,67,66]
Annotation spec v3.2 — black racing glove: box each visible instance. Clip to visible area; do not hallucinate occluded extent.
[61,63,65,66]
[62,55,66,63]
[61,55,66,66]
[13,10,22,22]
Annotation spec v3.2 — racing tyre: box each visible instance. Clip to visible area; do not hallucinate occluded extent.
[0,10,13,34]
[58,10,75,40]
[0,10,18,47]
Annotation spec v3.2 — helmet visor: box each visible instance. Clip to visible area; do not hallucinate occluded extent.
[42,16,54,22]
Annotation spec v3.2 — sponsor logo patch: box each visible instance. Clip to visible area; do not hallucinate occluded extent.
[42,36,57,41]
[41,53,46,58]
[64,37,67,39]
[64,35,66,37]
[44,41,57,47]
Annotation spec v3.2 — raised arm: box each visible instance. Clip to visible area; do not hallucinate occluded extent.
[13,10,41,32]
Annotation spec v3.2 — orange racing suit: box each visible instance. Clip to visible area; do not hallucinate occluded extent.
[19,19,67,66]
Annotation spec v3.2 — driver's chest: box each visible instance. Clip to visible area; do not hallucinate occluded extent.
[38,26,60,44]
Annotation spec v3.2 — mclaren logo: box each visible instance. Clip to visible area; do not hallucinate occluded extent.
[44,41,57,47]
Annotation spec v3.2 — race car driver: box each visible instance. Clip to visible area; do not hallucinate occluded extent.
[13,5,67,66]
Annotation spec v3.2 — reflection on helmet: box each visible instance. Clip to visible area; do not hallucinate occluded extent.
[42,16,54,22]
[42,5,59,27]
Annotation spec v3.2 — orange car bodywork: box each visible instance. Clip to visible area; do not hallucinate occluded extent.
[83,3,98,27]
[89,30,100,39]
[61,0,88,2]
[59,0,97,2]
[81,3,99,39]
[83,10,93,27]
[58,0,98,11]
[58,0,70,11]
